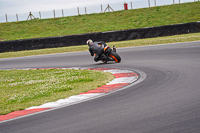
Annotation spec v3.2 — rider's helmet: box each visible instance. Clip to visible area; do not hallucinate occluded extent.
[86,39,93,46]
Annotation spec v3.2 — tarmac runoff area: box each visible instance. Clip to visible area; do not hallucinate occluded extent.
[0,67,140,122]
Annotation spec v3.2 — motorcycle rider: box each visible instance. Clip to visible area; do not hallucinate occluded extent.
[87,39,107,62]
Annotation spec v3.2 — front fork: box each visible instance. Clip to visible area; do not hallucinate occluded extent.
[113,46,116,52]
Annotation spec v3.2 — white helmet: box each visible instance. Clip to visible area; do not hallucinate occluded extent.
[86,39,93,46]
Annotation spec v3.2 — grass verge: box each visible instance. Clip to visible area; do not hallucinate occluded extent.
[0,32,200,59]
[0,2,199,41]
[0,69,114,115]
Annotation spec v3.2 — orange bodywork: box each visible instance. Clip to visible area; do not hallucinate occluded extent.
[104,46,109,52]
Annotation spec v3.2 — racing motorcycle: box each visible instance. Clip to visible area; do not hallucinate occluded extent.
[97,42,121,63]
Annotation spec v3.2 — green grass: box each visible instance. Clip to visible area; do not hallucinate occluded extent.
[0,32,200,59]
[0,69,114,115]
[0,2,199,41]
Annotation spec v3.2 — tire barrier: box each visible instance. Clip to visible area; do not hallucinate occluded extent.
[0,22,200,53]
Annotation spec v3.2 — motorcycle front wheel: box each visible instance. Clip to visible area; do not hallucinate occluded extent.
[109,51,121,63]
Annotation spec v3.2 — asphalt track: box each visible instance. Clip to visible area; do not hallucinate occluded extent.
[0,41,200,133]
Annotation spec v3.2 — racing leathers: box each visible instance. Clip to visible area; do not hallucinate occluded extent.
[88,41,106,62]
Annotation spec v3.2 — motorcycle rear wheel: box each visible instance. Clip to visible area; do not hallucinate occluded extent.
[109,51,121,63]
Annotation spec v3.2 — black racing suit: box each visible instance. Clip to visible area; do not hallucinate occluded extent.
[89,41,105,62]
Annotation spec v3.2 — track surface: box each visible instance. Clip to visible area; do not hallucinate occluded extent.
[1,42,200,133]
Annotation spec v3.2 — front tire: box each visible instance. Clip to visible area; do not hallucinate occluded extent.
[109,51,121,63]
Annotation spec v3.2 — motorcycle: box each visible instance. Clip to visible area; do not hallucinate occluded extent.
[97,42,121,63]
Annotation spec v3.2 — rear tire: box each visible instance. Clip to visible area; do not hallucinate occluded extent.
[109,51,121,63]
